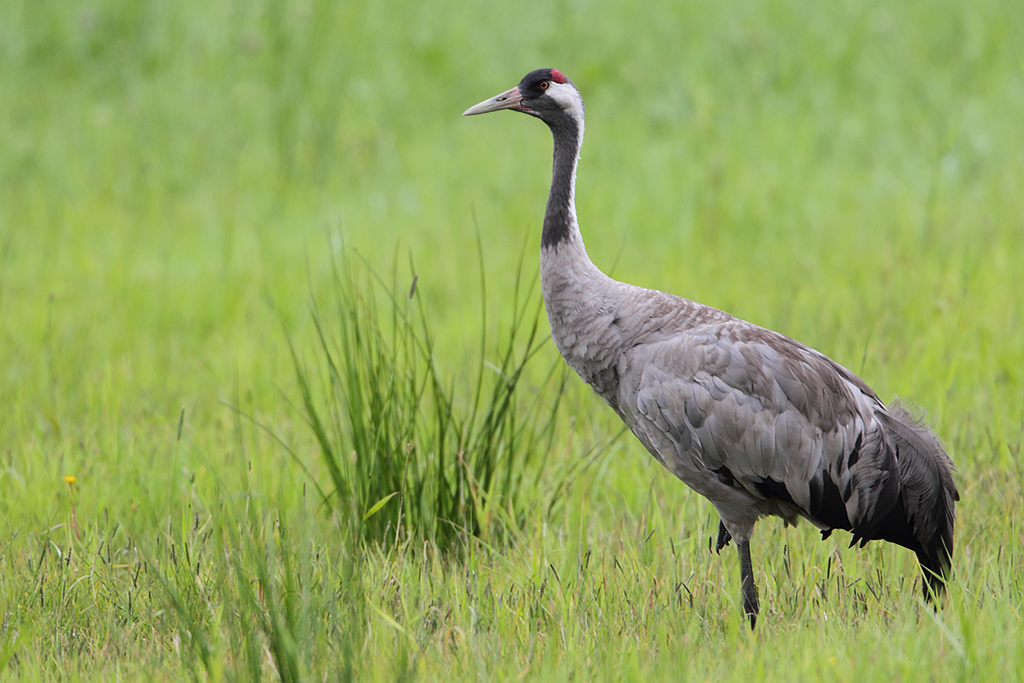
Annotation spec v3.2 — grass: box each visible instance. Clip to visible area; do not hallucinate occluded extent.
[1,0,1023,680]
[289,246,573,547]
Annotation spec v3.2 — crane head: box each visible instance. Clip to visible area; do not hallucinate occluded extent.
[463,69,584,125]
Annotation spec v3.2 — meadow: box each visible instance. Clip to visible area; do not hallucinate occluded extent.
[1,0,1023,680]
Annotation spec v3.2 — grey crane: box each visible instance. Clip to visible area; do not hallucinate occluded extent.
[463,69,958,628]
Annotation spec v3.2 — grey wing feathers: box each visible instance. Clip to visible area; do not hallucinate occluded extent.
[631,321,903,533]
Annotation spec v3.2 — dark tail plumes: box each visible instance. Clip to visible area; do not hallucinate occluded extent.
[876,403,959,601]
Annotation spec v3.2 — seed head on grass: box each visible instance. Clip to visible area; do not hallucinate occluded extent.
[64,475,81,540]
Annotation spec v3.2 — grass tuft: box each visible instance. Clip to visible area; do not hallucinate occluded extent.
[289,245,570,549]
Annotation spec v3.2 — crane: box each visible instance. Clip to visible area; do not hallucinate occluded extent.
[463,68,958,628]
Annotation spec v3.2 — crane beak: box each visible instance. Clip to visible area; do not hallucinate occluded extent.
[463,86,529,116]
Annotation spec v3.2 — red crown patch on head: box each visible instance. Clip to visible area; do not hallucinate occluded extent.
[550,69,568,84]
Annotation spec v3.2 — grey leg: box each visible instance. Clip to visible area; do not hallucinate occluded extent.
[737,539,760,629]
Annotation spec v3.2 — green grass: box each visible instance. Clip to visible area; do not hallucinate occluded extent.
[2,0,1023,680]
[290,247,573,547]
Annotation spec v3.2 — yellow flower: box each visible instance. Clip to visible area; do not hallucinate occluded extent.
[64,475,77,485]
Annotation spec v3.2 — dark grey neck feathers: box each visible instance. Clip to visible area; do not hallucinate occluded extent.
[541,112,581,250]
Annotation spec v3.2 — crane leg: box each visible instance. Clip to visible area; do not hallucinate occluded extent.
[737,539,760,629]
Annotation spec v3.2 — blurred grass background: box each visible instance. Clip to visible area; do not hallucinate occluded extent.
[1,0,1023,680]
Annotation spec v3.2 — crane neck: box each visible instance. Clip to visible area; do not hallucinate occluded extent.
[537,109,621,396]
[541,114,585,251]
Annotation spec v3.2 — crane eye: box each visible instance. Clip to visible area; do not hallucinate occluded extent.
[539,81,550,90]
